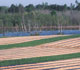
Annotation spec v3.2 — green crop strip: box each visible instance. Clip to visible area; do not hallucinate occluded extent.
[0,34,80,50]
[0,52,80,67]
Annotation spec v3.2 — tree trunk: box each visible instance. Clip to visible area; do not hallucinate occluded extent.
[2,21,5,36]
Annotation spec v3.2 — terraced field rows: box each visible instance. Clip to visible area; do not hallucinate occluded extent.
[0,58,80,70]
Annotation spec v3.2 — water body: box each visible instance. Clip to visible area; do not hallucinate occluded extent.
[0,30,80,37]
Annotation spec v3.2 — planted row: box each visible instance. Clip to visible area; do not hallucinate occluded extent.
[0,34,80,50]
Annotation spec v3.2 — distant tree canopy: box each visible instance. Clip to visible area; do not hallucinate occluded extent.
[0,1,80,13]
[8,4,18,13]
[25,4,35,12]
[0,0,80,34]
[75,3,80,10]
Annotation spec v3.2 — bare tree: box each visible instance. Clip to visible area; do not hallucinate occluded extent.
[19,4,27,32]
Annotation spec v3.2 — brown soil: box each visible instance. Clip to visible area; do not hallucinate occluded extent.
[0,38,80,61]
[0,58,80,70]
[38,37,80,48]
[0,35,63,45]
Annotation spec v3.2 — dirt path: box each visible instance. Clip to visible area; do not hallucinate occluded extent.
[0,35,63,45]
[0,58,80,70]
[0,38,80,61]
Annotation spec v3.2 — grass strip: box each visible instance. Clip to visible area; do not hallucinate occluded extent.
[0,34,80,50]
[0,52,80,67]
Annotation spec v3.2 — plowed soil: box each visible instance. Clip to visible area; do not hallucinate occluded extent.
[0,35,63,45]
[0,37,80,61]
[0,58,80,70]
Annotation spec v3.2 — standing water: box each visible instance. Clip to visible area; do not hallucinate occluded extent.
[0,30,80,37]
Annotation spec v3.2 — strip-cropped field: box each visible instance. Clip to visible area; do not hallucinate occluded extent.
[0,53,80,67]
[0,34,80,69]
[0,34,80,50]
[0,58,80,70]
[0,36,80,61]
[38,37,80,48]
[0,35,62,45]
[0,43,80,61]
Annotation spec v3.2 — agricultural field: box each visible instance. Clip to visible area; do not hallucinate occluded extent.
[0,35,62,45]
[1,0,80,70]
[0,58,80,70]
[0,34,80,70]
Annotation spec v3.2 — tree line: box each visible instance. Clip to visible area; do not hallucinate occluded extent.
[0,0,80,35]
[0,0,80,13]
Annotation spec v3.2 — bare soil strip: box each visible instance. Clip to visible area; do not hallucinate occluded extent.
[0,58,80,70]
[0,38,80,61]
[0,35,63,45]
[38,37,80,48]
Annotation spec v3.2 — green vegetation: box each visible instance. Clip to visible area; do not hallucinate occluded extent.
[0,0,80,34]
[0,52,80,67]
[0,34,80,50]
